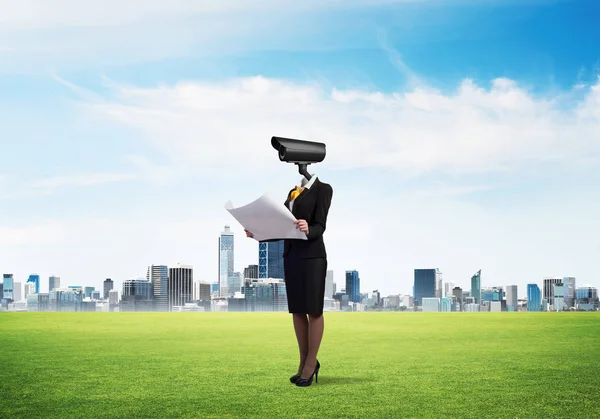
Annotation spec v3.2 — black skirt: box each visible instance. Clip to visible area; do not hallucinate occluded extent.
[284,256,327,315]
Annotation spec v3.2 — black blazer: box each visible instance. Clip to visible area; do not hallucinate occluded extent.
[261,178,333,259]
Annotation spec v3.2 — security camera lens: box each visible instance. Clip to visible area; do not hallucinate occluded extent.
[278,146,286,159]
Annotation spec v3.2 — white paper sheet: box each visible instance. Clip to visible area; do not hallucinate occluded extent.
[225,193,308,241]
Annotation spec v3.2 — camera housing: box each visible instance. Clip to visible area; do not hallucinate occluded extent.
[271,137,326,164]
[271,137,326,180]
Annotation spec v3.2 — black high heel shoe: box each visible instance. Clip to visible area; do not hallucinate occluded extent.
[289,374,300,384]
[295,360,320,387]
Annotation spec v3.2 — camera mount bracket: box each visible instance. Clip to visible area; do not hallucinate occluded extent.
[296,163,312,181]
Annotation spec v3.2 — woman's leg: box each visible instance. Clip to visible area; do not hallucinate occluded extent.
[292,313,309,375]
[301,313,324,378]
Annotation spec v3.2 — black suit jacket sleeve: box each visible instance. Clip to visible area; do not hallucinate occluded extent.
[307,183,333,241]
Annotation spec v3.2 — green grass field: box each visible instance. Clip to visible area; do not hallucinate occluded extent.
[1,312,599,418]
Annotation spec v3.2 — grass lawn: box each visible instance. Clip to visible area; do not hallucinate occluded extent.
[1,312,599,418]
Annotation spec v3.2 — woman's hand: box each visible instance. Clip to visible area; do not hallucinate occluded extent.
[244,229,254,238]
[294,219,309,235]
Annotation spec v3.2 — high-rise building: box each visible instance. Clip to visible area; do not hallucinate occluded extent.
[2,274,14,300]
[527,284,541,312]
[444,281,455,299]
[24,282,35,298]
[471,270,481,304]
[103,278,114,299]
[121,279,153,311]
[227,272,243,296]
[436,270,444,298]
[49,276,60,291]
[452,287,463,311]
[84,286,95,298]
[506,285,518,312]
[345,270,361,303]
[211,283,219,295]
[325,270,334,299]
[575,286,599,311]
[108,289,119,308]
[563,277,576,308]
[13,282,22,302]
[543,277,562,304]
[244,265,259,280]
[219,225,234,297]
[169,264,193,310]
[259,240,284,279]
[193,281,212,302]
[27,274,40,294]
[414,269,436,306]
[553,284,565,311]
[147,265,169,311]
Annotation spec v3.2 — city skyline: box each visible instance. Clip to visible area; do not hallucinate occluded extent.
[2,224,598,301]
[1,1,600,297]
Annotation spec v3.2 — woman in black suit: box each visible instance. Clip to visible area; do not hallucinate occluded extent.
[245,174,333,387]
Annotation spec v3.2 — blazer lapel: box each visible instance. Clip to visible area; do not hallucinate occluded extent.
[284,188,295,212]
[291,179,318,216]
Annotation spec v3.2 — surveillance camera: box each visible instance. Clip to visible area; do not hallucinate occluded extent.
[271,136,326,164]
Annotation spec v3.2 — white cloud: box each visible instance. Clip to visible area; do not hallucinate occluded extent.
[28,173,137,189]
[79,75,600,178]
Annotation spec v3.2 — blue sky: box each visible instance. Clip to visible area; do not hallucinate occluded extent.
[1,0,599,297]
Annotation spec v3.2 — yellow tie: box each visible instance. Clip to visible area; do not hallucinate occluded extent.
[290,186,304,201]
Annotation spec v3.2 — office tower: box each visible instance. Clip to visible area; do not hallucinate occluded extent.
[121,279,154,311]
[193,281,211,302]
[259,240,285,279]
[218,225,234,297]
[13,282,22,302]
[48,288,84,312]
[553,284,565,311]
[371,290,381,307]
[436,270,444,298]
[103,278,114,299]
[575,286,599,311]
[325,270,334,299]
[108,289,119,307]
[471,270,481,304]
[27,274,40,294]
[49,276,60,291]
[452,287,463,311]
[543,277,562,304]
[211,283,219,295]
[244,265,259,280]
[169,264,193,310]
[444,281,455,299]
[345,270,361,303]
[227,272,243,296]
[506,285,518,312]
[24,282,35,298]
[422,298,440,312]
[147,265,169,311]
[84,286,95,298]
[563,277,576,309]
[2,274,14,300]
[414,269,436,306]
[527,284,541,311]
